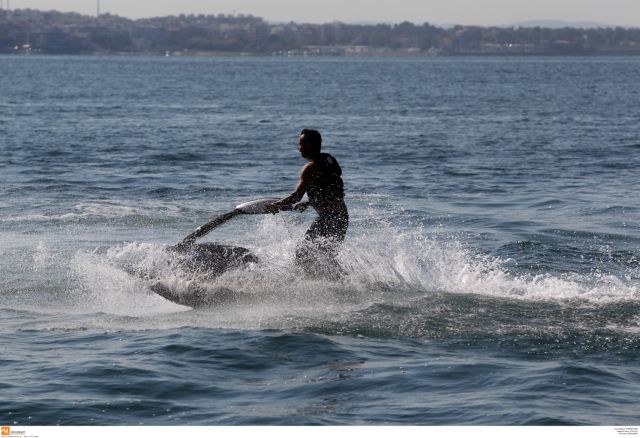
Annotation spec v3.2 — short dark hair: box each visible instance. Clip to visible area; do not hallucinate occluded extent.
[300,129,322,151]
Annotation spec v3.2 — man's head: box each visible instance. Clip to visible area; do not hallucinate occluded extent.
[298,129,322,159]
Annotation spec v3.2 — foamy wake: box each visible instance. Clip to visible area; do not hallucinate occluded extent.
[59,215,639,321]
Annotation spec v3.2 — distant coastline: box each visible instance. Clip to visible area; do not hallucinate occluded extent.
[1,8,639,56]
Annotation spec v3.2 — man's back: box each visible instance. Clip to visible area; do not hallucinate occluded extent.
[306,152,347,216]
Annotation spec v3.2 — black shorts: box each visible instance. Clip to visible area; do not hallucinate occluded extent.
[304,212,349,245]
[296,212,349,278]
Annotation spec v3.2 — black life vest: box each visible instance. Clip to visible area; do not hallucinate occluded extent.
[307,153,345,207]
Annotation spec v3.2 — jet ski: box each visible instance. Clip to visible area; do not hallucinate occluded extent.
[140,198,291,308]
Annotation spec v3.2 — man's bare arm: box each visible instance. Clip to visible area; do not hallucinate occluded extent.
[268,163,315,212]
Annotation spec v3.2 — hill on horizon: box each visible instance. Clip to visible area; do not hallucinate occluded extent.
[508,19,620,29]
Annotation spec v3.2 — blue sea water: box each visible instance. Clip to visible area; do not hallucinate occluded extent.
[0,55,639,426]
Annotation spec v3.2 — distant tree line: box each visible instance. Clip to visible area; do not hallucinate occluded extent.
[1,8,640,55]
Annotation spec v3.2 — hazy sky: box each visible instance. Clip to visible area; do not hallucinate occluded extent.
[5,0,640,26]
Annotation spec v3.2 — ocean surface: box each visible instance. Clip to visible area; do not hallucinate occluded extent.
[1,55,639,426]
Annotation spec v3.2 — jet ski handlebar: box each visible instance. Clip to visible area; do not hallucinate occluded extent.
[181,198,298,244]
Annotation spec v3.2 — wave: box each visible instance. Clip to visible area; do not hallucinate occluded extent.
[0,200,189,224]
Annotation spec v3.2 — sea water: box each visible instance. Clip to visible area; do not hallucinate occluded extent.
[0,55,639,425]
